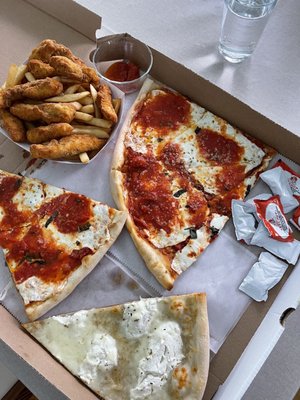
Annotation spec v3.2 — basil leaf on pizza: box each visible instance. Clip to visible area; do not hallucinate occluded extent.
[111,79,276,289]
[23,293,209,400]
[0,169,127,320]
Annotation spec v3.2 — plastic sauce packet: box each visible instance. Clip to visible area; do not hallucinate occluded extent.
[246,193,272,220]
[254,195,294,242]
[250,222,300,265]
[290,207,300,231]
[232,199,257,244]
[260,166,298,213]
[274,160,300,203]
[239,252,288,302]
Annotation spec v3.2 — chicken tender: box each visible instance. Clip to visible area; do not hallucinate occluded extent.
[96,84,118,124]
[27,60,55,79]
[49,56,84,81]
[0,109,26,142]
[30,134,105,159]
[0,78,63,108]
[27,123,74,144]
[29,39,100,86]
[10,103,76,124]
[29,39,75,63]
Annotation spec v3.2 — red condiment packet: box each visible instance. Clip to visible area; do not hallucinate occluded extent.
[290,206,300,231]
[254,195,294,242]
[274,160,300,203]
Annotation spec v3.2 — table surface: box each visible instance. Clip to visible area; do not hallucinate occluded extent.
[78,1,300,399]
[0,1,299,399]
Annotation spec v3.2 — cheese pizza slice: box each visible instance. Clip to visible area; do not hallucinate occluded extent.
[111,79,275,289]
[0,169,127,320]
[23,293,209,400]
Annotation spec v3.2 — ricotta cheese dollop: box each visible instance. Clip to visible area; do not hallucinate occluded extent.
[122,298,158,339]
[79,332,118,384]
[131,321,184,399]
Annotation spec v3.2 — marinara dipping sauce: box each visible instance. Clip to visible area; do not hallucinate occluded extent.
[104,60,140,82]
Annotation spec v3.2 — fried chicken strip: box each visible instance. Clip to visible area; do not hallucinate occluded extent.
[29,39,100,86]
[49,56,84,81]
[27,60,55,79]
[0,109,26,142]
[10,103,76,124]
[0,78,63,108]
[30,134,105,159]
[27,123,74,144]
[96,84,118,124]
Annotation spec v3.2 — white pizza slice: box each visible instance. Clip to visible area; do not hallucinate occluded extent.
[23,293,209,400]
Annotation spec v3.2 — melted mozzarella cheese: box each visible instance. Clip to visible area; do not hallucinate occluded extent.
[79,332,118,384]
[13,179,45,212]
[53,310,89,329]
[131,321,184,399]
[210,214,228,231]
[147,228,190,248]
[43,184,65,199]
[171,226,211,274]
[198,110,265,172]
[44,203,111,251]
[122,298,158,339]
[17,276,66,304]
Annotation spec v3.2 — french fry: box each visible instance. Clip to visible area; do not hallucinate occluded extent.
[80,104,94,114]
[5,64,27,88]
[79,152,90,163]
[86,117,113,129]
[72,125,109,138]
[5,64,18,88]
[14,65,28,86]
[112,98,121,114]
[75,111,93,122]
[65,84,81,94]
[45,91,90,102]
[25,72,36,82]
[90,84,100,118]
[78,95,94,105]
[77,85,87,93]
[69,101,82,111]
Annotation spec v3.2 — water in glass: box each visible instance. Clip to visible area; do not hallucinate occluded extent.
[219,0,277,63]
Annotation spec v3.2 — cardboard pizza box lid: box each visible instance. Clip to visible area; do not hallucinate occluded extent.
[0,1,299,400]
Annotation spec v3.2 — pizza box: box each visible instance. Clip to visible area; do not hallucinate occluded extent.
[0,1,299,399]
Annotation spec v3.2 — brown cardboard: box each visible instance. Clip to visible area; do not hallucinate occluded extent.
[0,1,299,399]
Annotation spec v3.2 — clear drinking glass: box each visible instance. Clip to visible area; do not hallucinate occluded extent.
[218,0,278,63]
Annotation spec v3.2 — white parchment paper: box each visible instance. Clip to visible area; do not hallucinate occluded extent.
[0,90,299,353]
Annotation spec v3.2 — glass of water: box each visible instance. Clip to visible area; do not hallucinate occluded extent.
[218,0,278,63]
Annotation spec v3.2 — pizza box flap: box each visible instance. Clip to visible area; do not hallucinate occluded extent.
[25,0,101,41]
[0,2,299,400]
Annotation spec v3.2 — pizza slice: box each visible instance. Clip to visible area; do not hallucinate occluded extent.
[23,293,209,400]
[111,79,275,289]
[0,169,127,320]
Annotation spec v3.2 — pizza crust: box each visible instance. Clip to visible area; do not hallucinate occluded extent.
[25,209,127,321]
